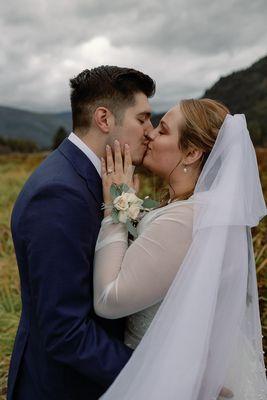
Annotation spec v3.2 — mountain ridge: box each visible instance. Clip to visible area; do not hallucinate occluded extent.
[0,105,72,148]
[202,55,267,145]
[1,54,266,148]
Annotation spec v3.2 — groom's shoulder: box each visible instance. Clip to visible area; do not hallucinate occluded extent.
[16,148,88,206]
[31,147,79,185]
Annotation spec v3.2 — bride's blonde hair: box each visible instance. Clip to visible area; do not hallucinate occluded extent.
[160,98,230,205]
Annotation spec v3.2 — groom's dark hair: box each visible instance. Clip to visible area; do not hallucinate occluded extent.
[70,65,155,132]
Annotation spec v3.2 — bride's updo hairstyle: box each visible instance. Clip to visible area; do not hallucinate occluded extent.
[162,98,230,204]
[179,98,230,170]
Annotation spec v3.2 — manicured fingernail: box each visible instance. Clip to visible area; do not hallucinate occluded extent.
[125,143,129,149]
[106,144,110,150]
[114,139,119,146]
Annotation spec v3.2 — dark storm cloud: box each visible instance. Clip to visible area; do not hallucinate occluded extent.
[111,0,267,53]
[0,0,266,113]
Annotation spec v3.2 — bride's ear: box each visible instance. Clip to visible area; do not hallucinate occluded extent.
[183,147,204,167]
[94,107,115,133]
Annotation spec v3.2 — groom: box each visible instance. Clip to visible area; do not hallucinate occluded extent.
[7,66,155,400]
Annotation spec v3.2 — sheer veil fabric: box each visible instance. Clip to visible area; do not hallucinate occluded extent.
[101,114,267,400]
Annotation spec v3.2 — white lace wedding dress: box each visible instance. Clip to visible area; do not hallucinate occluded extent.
[123,204,175,350]
[96,200,193,349]
[123,202,182,351]
[94,200,194,320]
[93,199,267,399]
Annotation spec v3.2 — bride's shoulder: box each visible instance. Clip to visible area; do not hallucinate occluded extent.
[157,199,194,220]
[139,198,194,228]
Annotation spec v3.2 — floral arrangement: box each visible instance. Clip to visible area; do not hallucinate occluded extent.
[102,183,159,238]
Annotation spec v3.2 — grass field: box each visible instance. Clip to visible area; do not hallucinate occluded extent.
[0,151,266,398]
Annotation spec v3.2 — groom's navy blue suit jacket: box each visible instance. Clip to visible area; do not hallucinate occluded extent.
[7,139,133,400]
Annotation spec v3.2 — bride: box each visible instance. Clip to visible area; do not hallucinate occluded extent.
[93,98,267,399]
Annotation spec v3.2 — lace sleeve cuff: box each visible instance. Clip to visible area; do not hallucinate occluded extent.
[95,216,128,252]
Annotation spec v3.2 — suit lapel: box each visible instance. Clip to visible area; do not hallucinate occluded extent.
[58,139,103,206]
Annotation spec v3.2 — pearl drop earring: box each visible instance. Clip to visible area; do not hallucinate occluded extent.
[183,166,188,173]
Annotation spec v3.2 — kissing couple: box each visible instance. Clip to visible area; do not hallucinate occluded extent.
[8,66,267,399]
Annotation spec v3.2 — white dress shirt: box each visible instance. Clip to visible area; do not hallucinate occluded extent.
[68,132,102,177]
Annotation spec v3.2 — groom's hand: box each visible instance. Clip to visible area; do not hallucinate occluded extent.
[218,387,234,398]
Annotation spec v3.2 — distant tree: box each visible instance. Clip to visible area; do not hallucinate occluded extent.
[0,136,38,153]
[0,137,11,154]
[52,127,68,150]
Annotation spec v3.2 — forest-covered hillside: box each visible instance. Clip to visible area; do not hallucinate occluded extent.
[203,55,267,145]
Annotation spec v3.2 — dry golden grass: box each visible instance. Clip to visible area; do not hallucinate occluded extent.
[0,150,266,398]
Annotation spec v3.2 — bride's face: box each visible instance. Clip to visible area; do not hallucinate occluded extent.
[143,106,185,179]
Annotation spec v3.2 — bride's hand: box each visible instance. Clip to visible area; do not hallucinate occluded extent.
[101,140,139,213]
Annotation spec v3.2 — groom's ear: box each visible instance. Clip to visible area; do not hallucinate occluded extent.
[94,107,115,133]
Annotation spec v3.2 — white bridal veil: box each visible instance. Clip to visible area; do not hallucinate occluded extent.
[101,114,267,399]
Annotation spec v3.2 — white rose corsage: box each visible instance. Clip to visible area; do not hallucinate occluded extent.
[102,183,159,238]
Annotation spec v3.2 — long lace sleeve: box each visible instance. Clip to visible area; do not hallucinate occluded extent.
[93,203,193,319]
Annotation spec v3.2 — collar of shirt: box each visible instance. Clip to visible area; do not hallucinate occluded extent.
[68,132,102,178]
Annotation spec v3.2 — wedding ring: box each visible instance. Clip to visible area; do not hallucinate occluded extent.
[107,170,113,175]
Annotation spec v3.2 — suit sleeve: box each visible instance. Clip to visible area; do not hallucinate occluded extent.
[22,183,132,388]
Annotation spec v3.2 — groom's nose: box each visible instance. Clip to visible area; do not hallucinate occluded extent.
[145,128,158,141]
[144,124,153,142]
[146,119,153,131]
[143,120,153,135]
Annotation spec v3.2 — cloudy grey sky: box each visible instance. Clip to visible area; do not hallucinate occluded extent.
[1,0,267,113]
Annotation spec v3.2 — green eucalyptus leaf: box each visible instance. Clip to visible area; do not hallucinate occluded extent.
[111,209,120,223]
[126,220,138,239]
[110,184,121,199]
[142,198,159,209]
[120,183,130,193]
